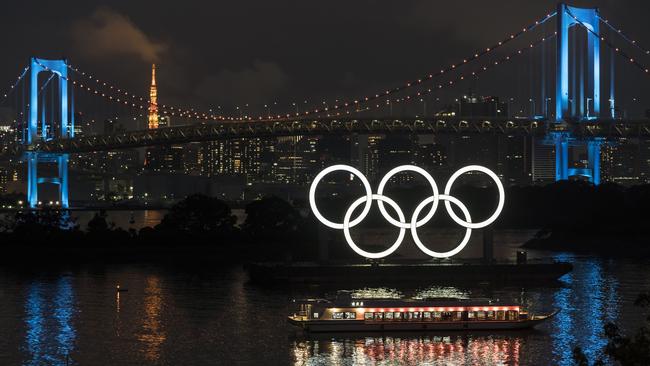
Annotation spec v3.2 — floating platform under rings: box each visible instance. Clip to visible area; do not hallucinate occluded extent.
[247,259,573,285]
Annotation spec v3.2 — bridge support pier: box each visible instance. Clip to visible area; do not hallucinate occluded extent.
[551,132,602,185]
[554,134,569,181]
[587,139,602,185]
[27,153,70,208]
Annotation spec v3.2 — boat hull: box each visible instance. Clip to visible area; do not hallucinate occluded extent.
[288,316,553,333]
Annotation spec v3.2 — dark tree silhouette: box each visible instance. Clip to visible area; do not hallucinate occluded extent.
[242,196,302,244]
[87,210,111,234]
[157,194,236,237]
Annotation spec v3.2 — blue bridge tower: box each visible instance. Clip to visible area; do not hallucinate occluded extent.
[26,57,73,208]
[552,3,607,184]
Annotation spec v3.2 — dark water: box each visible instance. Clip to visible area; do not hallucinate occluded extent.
[1,233,649,365]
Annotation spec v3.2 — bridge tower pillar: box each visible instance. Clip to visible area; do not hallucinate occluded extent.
[556,3,600,121]
[553,4,602,184]
[26,57,73,209]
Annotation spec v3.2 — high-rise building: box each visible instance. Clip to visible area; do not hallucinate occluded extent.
[146,146,184,173]
[148,64,159,130]
[603,138,641,185]
[499,135,531,186]
[359,135,384,182]
[377,135,417,184]
[532,138,556,184]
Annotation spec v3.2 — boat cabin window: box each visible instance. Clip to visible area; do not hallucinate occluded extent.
[332,312,356,320]
[385,312,394,320]
[441,311,457,321]
[496,311,505,320]
[507,310,518,320]
[487,311,495,320]
[394,312,402,320]
[364,312,373,320]
[423,312,431,319]
[313,312,319,319]
[433,311,442,320]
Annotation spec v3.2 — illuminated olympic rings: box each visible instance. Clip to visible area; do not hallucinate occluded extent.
[308,165,505,259]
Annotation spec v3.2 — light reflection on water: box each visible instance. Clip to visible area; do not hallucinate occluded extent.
[550,254,620,365]
[293,335,521,366]
[138,276,166,363]
[4,245,650,365]
[23,277,76,366]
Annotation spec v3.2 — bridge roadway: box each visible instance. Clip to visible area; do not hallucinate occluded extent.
[24,117,650,153]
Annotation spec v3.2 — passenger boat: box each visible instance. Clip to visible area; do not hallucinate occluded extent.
[288,293,556,332]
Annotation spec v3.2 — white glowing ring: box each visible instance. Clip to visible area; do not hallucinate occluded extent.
[309,164,373,229]
[411,194,472,258]
[376,165,439,229]
[309,164,505,259]
[343,194,406,259]
[443,165,505,229]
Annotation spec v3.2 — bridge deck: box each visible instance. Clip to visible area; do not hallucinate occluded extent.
[17,117,650,154]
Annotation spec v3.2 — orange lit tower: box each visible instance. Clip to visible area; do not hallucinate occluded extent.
[148,64,159,129]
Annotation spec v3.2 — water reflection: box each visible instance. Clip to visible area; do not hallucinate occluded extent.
[138,276,166,362]
[5,237,648,365]
[23,276,76,366]
[414,286,470,300]
[293,335,521,365]
[24,283,44,366]
[351,288,402,299]
[347,286,470,300]
[54,277,76,363]
[552,254,619,365]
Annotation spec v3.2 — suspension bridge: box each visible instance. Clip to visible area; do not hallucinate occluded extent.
[2,3,650,208]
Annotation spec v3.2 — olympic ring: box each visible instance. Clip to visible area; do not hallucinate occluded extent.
[309,164,505,259]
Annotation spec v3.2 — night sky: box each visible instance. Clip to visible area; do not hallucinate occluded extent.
[2,0,650,118]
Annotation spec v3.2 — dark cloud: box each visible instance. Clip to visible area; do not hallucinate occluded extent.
[70,7,167,63]
[195,60,289,106]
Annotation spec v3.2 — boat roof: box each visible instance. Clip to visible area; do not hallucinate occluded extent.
[293,297,519,307]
